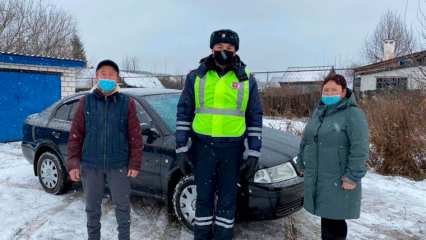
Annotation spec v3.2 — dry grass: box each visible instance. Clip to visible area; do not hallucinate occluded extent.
[360,91,426,180]
[261,87,320,118]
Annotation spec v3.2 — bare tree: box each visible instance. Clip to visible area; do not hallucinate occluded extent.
[364,10,417,63]
[412,0,426,87]
[0,0,83,59]
[420,0,426,44]
[121,56,141,72]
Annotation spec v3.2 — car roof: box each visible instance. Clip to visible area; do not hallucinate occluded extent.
[64,88,181,101]
[120,88,181,96]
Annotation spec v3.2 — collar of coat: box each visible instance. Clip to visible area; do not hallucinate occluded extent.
[91,86,121,103]
[196,54,249,82]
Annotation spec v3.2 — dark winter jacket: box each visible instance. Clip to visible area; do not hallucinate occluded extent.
[67,89,143,171]
[176,55,263,157]
[297,89,369,219]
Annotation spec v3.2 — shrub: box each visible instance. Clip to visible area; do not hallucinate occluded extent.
[360,91,426,180]
[261,87,320,118]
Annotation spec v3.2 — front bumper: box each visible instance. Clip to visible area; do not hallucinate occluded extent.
[237,176,304,220]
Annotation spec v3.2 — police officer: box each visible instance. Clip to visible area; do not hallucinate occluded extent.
[175,29,263,240]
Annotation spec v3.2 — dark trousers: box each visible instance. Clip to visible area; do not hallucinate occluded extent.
[321,218,348,240]
[192,140,243,240]
[81,166,131,240]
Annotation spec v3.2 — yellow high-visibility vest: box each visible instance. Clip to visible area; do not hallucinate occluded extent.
[192,69,250,137]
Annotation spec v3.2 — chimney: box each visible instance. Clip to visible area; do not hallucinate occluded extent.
[383,39,396,61]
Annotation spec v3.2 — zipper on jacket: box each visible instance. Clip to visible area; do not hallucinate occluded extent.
[104,96,108,170]
[313,109,326,212]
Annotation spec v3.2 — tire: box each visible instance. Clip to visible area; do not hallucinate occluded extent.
[37,152,67,194]
[172,175,196,231]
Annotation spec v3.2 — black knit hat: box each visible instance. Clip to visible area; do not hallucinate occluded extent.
[96,59,120,74]
[210,29,239,51]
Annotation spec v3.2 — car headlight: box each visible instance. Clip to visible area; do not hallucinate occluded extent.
[253,162,297,183]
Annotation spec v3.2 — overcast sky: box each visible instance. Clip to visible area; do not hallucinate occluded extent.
[52,0,424,74]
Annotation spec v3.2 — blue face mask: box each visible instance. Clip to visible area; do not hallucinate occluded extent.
[321,95,341,105]
[97,79,117,93]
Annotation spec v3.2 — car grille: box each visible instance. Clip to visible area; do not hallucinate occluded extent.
[276,198,303,217]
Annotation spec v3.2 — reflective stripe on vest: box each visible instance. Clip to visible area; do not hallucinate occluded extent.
[193,69,250,137]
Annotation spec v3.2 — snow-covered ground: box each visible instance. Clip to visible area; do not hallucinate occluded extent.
[263,117,307,136]
[0,118,425,239]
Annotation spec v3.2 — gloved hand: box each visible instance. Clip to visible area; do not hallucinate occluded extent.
[240,156,259,182]
[176,152,193,175]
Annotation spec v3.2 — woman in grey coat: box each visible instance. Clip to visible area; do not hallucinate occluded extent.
[297,73,369,240]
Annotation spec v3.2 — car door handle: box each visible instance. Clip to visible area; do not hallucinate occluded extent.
[51,131,61,139]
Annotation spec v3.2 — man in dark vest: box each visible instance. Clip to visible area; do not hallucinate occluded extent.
[67,60,143,240]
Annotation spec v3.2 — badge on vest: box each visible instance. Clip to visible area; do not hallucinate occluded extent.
[232,82,240,89]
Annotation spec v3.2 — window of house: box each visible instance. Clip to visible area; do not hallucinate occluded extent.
[376,77,408,90]
[354,77,361,88]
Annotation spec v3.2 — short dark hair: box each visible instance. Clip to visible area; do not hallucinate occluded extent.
[322,72,347,90]
[96,59,120,74]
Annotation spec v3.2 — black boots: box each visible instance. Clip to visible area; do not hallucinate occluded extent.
[321,218,347,240]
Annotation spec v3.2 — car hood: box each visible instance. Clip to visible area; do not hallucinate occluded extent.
[166,126,301,169]
[253,127,301,169]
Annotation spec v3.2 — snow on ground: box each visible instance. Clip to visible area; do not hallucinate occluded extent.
[0,142,290,240]
[263,117,307,136]
[264,118,426,239]
[0,118,425,239]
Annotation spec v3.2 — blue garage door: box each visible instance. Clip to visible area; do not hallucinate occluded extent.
[0,71,61,142]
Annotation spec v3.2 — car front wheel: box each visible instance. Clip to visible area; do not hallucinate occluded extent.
[37,152,67,194]
[172,175,197,231]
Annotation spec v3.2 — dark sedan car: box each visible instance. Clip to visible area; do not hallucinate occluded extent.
[21,88,304,230]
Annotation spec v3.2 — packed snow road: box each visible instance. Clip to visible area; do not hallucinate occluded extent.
[0,119,425,239]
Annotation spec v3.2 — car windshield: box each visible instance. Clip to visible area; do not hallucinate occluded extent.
[143,93,180,132]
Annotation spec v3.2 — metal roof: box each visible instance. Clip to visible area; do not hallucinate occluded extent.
[354,50,426,75]
[274,67,353,83]
[0,51,86,68]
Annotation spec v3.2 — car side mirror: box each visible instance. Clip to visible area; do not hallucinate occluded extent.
[140,123,152,135]
[140,123,160,143]
[149,127,160,138]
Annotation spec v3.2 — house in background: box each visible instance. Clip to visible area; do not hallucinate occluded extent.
[353,50,426,94]
[272,66,353,94]
[121,71,165,88]
[75,68,164,91]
